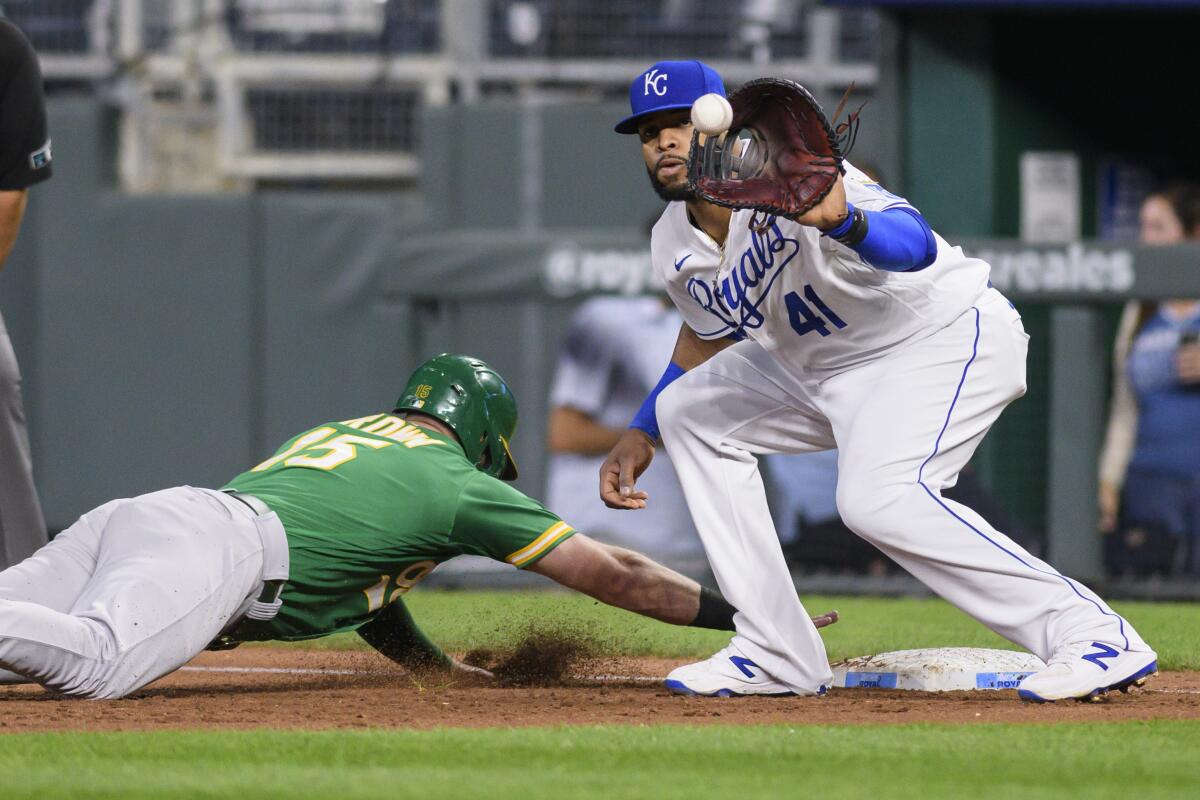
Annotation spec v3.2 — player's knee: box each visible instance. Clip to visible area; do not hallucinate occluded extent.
[44,619,125,699]
[79,671,144,700]
[834,484,878,534]
[86,677,139,700]
[835,477,911,540]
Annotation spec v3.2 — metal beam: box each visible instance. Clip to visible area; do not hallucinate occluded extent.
[1045,306,1108,580]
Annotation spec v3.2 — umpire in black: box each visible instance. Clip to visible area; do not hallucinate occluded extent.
[0,16,51,569]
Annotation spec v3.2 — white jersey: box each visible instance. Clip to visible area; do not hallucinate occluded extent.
[652,162,993,374]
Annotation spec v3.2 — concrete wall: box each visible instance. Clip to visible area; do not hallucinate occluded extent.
[1,97,687,528]
[2,99,430,529]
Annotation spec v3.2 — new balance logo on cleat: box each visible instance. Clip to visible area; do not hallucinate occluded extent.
[1080,642,1120,671]
[1017,642,1158,702]
[728,656,760,679]
[663,644,807,697]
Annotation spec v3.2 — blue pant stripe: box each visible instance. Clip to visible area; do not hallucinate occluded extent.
[915,307,1130,651]
[917,309,981,484]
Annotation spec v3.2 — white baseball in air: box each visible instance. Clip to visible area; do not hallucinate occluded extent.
[690,93,733,136]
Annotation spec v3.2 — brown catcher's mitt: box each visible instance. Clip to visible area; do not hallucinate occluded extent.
[687,78,861,220]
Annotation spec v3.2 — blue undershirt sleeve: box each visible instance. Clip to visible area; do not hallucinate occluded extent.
[823,203,938,272]
[630,362,686,441]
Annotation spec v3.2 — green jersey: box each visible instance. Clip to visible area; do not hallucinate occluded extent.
[223,413,574,641]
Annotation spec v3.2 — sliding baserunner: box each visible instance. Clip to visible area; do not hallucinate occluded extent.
[0,353,836,699]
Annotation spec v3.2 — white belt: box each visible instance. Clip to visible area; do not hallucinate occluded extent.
[221,489,290,622]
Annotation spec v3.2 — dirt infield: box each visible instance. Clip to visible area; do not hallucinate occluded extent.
[2,647,1198,733]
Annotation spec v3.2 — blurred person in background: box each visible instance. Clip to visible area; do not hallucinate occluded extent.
[0,16,51,569]
[1098,183,1200,577]
[546,292,709,576]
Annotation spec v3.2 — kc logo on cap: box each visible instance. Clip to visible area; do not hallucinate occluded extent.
[615,60,726,134]
[644,68,668,97]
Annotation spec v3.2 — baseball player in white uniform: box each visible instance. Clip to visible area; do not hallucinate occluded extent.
[601,60,1157,702]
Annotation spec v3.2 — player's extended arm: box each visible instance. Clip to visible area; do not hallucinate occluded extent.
[0,190,29,269]
[547,406,625,456]
[599,323,734,510]
[825,203,938,271]
[794,175,937,272]
[357,599,493,679]
[528,533,838,630]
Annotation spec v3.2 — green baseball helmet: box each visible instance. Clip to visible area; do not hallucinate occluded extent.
[394,354,519,481]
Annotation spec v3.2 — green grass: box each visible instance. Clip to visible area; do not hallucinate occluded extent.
[274,590,1200,670]
[3,722,1197,800]
[9,593,1198,798]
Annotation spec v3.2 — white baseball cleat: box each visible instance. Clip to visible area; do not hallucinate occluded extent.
[664,644,822,697]
[1017,641,1158,703]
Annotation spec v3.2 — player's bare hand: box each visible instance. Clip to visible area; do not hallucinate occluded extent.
[811,609,839,629]
[1098,481,1120,534]
[600,429,656,509]
[1177,343,1200,384]
[450,658,495,683]
[790,174,848,231]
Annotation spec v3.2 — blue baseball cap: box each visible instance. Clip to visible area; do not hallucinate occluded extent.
[614,60,726,135]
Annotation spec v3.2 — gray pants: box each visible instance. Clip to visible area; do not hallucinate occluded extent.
[0,312,46,570]
[0,487,271,697]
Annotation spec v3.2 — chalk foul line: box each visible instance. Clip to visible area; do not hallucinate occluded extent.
[180,666,659,683]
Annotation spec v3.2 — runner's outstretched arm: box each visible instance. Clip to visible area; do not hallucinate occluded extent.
[528,533,838,631]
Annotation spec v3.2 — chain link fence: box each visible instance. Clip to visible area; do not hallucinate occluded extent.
[4,1,881,189]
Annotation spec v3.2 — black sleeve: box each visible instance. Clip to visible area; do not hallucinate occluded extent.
[356,599,451,670]
[0,19,53,190]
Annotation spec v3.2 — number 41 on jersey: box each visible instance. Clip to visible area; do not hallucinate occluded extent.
[785,285,847,338]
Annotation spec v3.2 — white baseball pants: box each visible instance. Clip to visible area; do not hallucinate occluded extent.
[657,291,1145,694]
[0,487,268,698]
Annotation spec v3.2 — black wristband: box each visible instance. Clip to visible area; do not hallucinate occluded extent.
[833,207,869,247]
[690,586,739,631]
